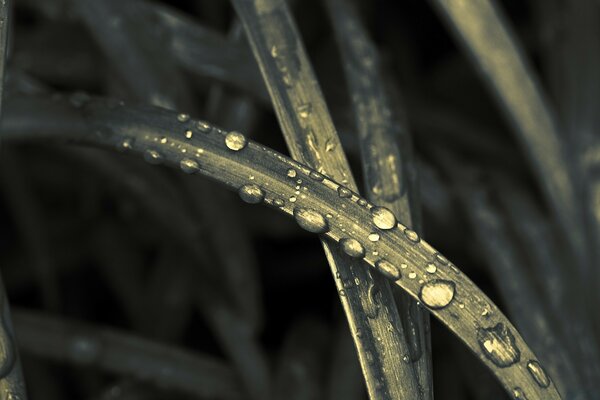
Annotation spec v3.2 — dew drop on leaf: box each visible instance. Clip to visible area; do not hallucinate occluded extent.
[425,264,437,274]
[225,131,247,151]
[526,360,550,388]
[340,238,365,258]
[376,259,400,280]
[177,113,190,122]
[371,206,396,230]
[477,323,521,367]
[293,207,329,233]
[368,233,380,242]
[179,158,200,174]
[419,280,455,309]
[196,121,212,133]
[144,149,162,165]
[404,228,420,243]
[337,186,352,198]
[238,184,265,204]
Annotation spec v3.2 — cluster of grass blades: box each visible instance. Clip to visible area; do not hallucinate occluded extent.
[1,0,599,399]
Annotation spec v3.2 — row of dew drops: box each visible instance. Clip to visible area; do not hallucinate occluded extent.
[119,109,552,398]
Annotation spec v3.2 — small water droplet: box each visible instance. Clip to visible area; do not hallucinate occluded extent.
[309,171,324,181]
[365,351,374,364]
[425,264,437,274]
[408,272,417,279]
[160,136,168,144]
[287,168,297,178]
[118,138,134,151]
[196,121,212,133]
[512,387,528,399]
[371,207,397,230]
[325,139,336,152]
[297,103,312,119]
[289,196,297,203]
[185,130,193,139]
[477,323,521,367]
[340,238,365,258]
[368,233,380,242]
[337,186,352,198]
[526,360,550,388]
[177,113,190,122]
[144,149,162,164]
[435,253,449,265]
[293,208,329,233]
[404,228,420,243]
[179,158,200,174]
[357,199,368,207]
[273,198,285,207]
[419,280,455,309]
[225,131,247,151]
[238,184,265,204]
[376,259,400,280]
[339,289,346,297]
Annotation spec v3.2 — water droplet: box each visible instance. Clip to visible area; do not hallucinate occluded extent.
[435,253,449,265]
[340,238,365,258]
[337,186,352,198]
[289,196,297,203]
[238,184,265,204]
[160,136,168,144]
[425,264,437,274]
[293,207,329,233]
[180,158,200,174]
[419,280,455,309]
[273,198,285,207]
[325,139,336,152]
[287,168,297,178]
[185,130,193,139]
[371,207,397,230]
[177,113,190,122]
[358,199,368,207]
[297,103,312,119]
[368,233,380,242]
[144,149,162,164]
[309,171,324,181]
[225,131,247,151]
[404,228,420,243]
[408,272,417,279]
[526,360,550,388]
[512,387,528,399]
[477,323,521,367]
[118,138,134,151]
[196,121,212,133]
[376,259,400,280]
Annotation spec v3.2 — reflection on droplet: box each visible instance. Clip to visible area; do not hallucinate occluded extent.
[180,158,200,174]
[238,184,265,204]
[371,207,396,230]
[177,113,190,122]
[340,238,365,258]
[144,149,162,164]
[293,207,329,233]
[420,280,455,309]
[477,323,521,367]
[376,259,400,280]
[119,138,134,151]
[225,131,247,151]
[527,360,550,388]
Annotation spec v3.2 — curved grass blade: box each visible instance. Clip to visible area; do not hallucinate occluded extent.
[428,0,587,274]
[12,308,242,399]
[326,0,433,397]
[1,94,563,400]
[230,0,423,397]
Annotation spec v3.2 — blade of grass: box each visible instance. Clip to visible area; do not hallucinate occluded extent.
[1,93,563,399]
[12,308,242,399]
[230,0,423,398]
[0,1,29,398]
[427,0,587,276]
[326,1,433,398]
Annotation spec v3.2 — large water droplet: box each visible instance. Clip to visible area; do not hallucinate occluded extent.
[419,280,455,309]
[225,131,247,151]
[180,158,200,174]
[293,208,329,233]
[238,184,265,204]
[477,323,521,367]
[340,238,365,258]
[371,207,397,230]
[526,360,550,388]
[376,259,400,280]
